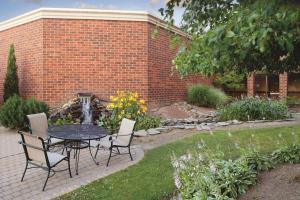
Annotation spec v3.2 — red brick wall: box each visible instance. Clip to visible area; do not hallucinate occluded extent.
[0,20,44,102]
[42,19,149,106]
[279,72,288,99]
[247,74,255,97]
[148,24,212,107]
[0,18,212,107]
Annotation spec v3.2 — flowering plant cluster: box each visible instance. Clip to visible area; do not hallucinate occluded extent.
[99,91,160,134]
[172,139,300,200]
[107,91,147,120]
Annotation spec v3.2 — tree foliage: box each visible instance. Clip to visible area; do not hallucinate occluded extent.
[161,0,300,76]
[3,44,19,102]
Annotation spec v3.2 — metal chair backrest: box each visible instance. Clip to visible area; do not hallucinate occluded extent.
[117,118,136,146]
[27,113,48,139]
[19,132,49,167]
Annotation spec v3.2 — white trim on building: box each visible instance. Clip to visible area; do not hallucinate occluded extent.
[0,8,188,37]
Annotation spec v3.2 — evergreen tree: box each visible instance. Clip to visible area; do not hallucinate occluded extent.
[3,44,19,102]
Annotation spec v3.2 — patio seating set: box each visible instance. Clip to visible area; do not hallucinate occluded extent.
[18,113,136,191]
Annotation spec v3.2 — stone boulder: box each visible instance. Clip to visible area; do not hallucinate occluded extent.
[50,95,108,124]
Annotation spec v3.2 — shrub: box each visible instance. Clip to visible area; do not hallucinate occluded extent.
[3,44,19,102]
[286,96,300,106]
[219,98,290,121]
[99,91,149,134]
[187,84,228,108]
[135,115,161,131]
[0,95,49,129]
[49,113,74,126]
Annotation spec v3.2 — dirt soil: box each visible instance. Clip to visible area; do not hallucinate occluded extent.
[239,164,300,200]
[150,102,216,120]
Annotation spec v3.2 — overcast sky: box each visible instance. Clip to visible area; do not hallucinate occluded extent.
[0,0,184,26]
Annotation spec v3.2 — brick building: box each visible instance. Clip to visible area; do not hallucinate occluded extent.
[247,73,300,99]
[0,8,212,107]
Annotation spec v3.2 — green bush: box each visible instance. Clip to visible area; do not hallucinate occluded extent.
[135,115,161,131]
[286,96,300,106]
[187,84,228,108]
[3,44,19,102]
[219,98,290,121]
[49,113,74,126]
[0,95,49,129]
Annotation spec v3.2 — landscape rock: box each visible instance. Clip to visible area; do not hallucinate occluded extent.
[134,130,148,137]
[184,125,196,129]
[215,122,231,127]
[155,127,170,133]
[147,128,161,135]
[232,119,242,124]
[171,125,185,129]
[49,94,108,124]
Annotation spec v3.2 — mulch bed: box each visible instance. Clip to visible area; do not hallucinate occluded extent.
[239,164,300,200]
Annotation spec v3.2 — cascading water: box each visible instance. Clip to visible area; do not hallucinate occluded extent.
[82,101,92,124]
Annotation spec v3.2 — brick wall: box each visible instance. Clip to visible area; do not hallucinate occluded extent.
[0,20,44,103]
[148,24,212,107]
[279,72,288,99]
[247,74,255,97]
[0,17,212,107]
[42,19,149,106]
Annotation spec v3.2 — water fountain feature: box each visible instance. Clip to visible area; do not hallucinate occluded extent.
[78,93,93,124]
[82,101,92,124]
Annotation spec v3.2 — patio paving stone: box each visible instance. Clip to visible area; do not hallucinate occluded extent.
[0,129,144,200]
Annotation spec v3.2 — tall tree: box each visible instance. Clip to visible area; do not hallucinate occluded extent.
[3,44,19,102]
[161,0,300,76]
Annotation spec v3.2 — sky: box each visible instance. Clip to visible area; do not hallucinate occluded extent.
[0,0,184,26]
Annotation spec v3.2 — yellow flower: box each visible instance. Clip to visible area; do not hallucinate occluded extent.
[141,105,147,113]
[121,110,125,115]
[112,97,118,102]
[139,99,145,104]
[107,103,114,110]
[133,92,138,98]
[109,96,114,101]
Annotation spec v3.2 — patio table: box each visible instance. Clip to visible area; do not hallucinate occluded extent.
[48,124,107,175]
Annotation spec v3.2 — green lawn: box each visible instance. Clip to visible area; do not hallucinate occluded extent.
[58,125,300,200]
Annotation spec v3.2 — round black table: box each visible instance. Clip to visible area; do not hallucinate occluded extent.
[48,124,107,175]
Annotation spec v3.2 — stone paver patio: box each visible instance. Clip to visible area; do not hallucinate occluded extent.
[0,127,144,200]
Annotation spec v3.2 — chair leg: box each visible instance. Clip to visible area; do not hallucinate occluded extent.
[42,169,51,191]
[106,147,113,167]
[116,147,120,154]
[67,152,72,178]
[128,147,133,161]
[21,161,28,182]
[94,144,100,159]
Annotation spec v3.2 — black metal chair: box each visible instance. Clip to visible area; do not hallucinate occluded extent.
[106,118,136,166]
[18,131,72,191]
[27,113,64,149]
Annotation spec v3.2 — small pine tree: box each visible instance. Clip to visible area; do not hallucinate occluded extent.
[3,44,19,102]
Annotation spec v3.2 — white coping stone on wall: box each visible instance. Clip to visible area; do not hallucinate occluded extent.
[0,7,189,37]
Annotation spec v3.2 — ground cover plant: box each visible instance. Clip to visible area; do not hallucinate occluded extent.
[187,84,228,108]
[0,95,49,129]
[172,142,300,199]
[57,124,300,200]
[219,98,290,121]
